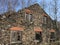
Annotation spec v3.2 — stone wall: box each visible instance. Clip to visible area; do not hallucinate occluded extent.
[22,26,35,45]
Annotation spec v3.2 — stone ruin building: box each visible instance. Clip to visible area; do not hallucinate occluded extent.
[0,4,59,45]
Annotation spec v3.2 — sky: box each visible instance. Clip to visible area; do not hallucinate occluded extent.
[0,0,60,21]
[38,0,60,21]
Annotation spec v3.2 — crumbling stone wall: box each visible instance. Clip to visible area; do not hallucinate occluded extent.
[0,28,10,44]
[0,4,56,45]
[22,26,35,45]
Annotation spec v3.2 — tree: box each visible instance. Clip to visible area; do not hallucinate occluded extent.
[11,0,19,11]
[27,0,31,7]
[27,0,37,7]
[20,0,25,9]
[51,0,60,42]
[0,0,5,14]
[7,0,19,12]
[39,0,47,10]
[51,0,59,28]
